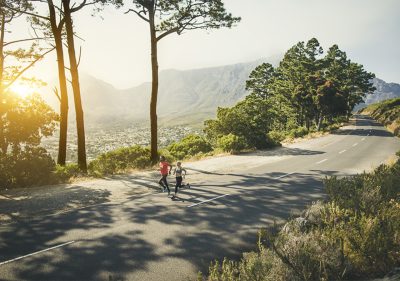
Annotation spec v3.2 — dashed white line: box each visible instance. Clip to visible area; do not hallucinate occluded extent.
[316,159,328,164]
[187,194,230,208]
[352,143,358,147]
[273,172,296,179]
[361,138,365,141]
[339,150,346,154]
[0,241,76,266]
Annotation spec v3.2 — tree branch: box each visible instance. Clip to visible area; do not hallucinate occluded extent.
[5,5,50,21]
[3,47,55,91]
[70,0,98,13]
[125,8,149,22]
[53,87,61,103]
[70,0,88,13]
[4,37,53,47]
[156,27,179,42]
[77,46,82,68]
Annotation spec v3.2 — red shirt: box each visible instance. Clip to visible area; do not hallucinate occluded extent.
[159,161,170,175]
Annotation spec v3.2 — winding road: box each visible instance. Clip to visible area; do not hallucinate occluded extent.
[0,115,399,281]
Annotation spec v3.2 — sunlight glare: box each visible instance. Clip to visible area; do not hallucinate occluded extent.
[9,83,37,98]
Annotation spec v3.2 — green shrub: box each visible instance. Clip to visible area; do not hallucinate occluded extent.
[288,127,309,139]
[88,145,152,176]
[157,148,175,163]
[267,130,286,144]
[324,123,340,131]
[167,134,213,160]
[54,163,81,181]
[324,161,400,214]
[0,147,56,188]
[272,230,346,281]
[343,204,399,276]
[217,133,248,153]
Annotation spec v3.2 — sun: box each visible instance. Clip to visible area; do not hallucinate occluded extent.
[9,82,37,98]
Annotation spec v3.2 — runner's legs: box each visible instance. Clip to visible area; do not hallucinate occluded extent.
[160,175,170,193]
[175,176,183,195]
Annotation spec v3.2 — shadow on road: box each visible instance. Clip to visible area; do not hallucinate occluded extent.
[239,147,325,157]
[0,170,328,280]
[332,128,393,137]
[0,186,111,223]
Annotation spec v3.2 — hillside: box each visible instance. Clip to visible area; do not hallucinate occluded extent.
[44,61,400,128]
[44,60,266,127]
[360,98,400,136]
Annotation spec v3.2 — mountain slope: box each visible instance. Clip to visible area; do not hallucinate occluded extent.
[45,61,400,127]
[365,78,400,104]
[73,59,265,126]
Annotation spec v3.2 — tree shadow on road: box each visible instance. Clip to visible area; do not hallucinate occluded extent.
[240,147,325,157]
[332,128,393,137]
[0,171,330,280]
[0,186,111,224]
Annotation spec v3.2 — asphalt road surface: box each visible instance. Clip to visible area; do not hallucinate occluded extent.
[0,115,399,281]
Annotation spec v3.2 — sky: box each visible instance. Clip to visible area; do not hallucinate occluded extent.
[9,0,400,91]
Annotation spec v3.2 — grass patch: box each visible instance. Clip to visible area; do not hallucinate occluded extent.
[360,98,400,136]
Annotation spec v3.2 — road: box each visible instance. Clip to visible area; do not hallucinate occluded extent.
[0,115,399,281]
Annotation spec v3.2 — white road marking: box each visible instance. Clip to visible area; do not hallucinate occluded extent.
[273,172,296,179]
[352,143,358,147]
[187,194,230,208]
[339,150,346,154]
[316,159,328,164]
[0,241,76,266]
[361,138,365,141]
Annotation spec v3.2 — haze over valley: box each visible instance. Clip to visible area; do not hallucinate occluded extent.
[44,59,400,128]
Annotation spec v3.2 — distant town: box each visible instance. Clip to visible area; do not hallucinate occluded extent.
[42,125,200,162]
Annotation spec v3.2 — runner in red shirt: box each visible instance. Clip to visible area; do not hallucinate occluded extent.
[158,156,172,195]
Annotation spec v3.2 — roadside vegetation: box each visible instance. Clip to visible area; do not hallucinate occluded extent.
[199,152,400,281]
[204,38,374,151]
[360,98,400,136]
[0,38,376,187]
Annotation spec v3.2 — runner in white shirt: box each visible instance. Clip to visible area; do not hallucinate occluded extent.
[172,162,187,198]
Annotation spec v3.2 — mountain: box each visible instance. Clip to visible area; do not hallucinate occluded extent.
[353,78,400,112]
[44,60,400,128]
[364,78,400,104]
[49,59,268,128]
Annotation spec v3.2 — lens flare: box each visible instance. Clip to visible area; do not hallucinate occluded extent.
[9,83,37,98]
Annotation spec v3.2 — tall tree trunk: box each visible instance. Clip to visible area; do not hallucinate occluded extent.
[0,14,4,88]
[346,98,351,120]
[317,113,323,131]
[149,9,158,163]
[63,0,87,172]
[0,14,7,154]
[48,0,68,165]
